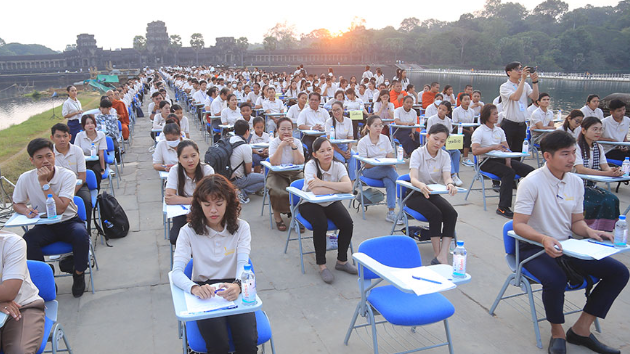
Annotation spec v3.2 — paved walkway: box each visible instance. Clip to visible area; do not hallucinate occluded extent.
[14,92,630,353]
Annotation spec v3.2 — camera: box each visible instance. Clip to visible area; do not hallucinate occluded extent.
[524,66,536,73]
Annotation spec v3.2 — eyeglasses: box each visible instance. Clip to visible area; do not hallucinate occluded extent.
[572,119,582,124]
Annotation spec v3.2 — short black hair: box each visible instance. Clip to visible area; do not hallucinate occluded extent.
[505,61,521,76]
[27,138,53,157]
[252,117,264,127]
[171,104,183,112]
[240,102,252,110]
[609,99,626,111]
[51,123,70,136]
[159,100,170,109]
[540,130,576,155]
[427,123,450,137]
[234,120,250,136]
[309,92,321,100]
[100,99,112,108]
[151,92,161,98]
[538,92,550,100]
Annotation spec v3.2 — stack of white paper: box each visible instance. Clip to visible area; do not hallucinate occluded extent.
[182,292,236,315]
[390,267,456,296]
[560,239,621,260]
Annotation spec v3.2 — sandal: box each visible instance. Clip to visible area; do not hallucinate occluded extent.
[276,220,287,231]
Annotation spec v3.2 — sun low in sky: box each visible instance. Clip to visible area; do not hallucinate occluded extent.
[1,0,622,51]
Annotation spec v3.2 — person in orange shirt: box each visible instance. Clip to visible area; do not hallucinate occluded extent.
[456,85,474,106]
[389,81,407,109]
[422,82,440,109]
[107,90,129,140]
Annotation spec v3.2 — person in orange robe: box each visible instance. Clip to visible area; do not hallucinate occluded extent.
[107,90,129,140]
[389,81,407,109]
[422,82,440,109]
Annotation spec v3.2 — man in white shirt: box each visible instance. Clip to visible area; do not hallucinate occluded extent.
[61,86,83,144]
[210,88,230,139]
[600,99,630,161]
[499,62,539,154]
[192,80,208,105]
[530,93,555,144]
[513,130,628,354]
[230,120,265,204]
[12,138,90,298]
[247,83,261,106]
[297,92,329,155]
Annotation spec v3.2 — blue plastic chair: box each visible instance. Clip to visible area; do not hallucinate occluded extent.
[344,236,455,353]
[285,179,354,273]
[40,196,97,294]
[180,260,276,354]
[389,174,431,240]
[25,260,73,354]
[489,221,601,349]
[105,136,120,189]
[117,120,128,167]
[348,154,387,219]
[464,155,521,210]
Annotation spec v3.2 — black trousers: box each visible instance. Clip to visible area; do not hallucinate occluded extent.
[405,193,457,238]
[520,244,629,324]
[298,201,354,265]
[195,279,258,354]
[169,215,188,245]
[480,158,534,208]
[394,129,420,155]
[86,160,103,190]
[23,216,90,272]
[501,119,527,154]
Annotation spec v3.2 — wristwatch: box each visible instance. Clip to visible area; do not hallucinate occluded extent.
[42,184,51,191]
[232,279,242,291]
[291,146,298,150]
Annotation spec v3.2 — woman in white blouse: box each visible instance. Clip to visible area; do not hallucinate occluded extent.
[357,115,401,224]
[74,115,107,189]
[580,94,605,120]
[152,123,183,172]
[424,93,443,118]
[165,140,215,245]
[393,96,420,156]
[221,93,244,126]
[171,175,257,354]
[373,90,394,121]
[442,85,456,105]
[557,109,583,140]
[452,93,476,166]
[325,101,353,162]
[268,117,305,231]
[406,124,458,265]
[300,137,356,283]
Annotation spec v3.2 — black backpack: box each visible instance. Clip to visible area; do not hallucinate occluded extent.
[93,192,129,246]
[204,137,247,179]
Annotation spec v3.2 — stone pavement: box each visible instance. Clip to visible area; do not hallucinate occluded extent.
[13,93,630,354]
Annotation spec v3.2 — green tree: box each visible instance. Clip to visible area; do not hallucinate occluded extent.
[133,35,145,51]
[0,38,5,46]
[399,17,420,32]
[190,33,204,49]
[533,0,569,20]
[266,22,297,49]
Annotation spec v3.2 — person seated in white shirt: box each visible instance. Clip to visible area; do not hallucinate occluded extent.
[171,104,190,139]
[250,117,270,173]
[165,140,215,245]
[152,123,184,172]
[262,87,285,134]
[323,90,345,111]
[326,101,354,163]
[557,109,583,140]
[229,120,265,204]
[452,93,476,166]
[393,96,420,156]
[580,94,605,120]
[171,175,257,354]
[221,94,244,128]
[424,93,443,118]
[530,93,555,144]
[426,102,463,186]
[470,90,484,116]
[599,99,630,161]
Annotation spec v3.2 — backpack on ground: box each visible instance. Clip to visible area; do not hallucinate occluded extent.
[93,192,129,246]
[204,138,247,180]
[352,188,384,210]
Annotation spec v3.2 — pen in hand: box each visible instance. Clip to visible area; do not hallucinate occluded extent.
[29,206,38,216]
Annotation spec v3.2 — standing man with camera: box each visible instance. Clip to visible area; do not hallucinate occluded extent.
[499,62,539,153]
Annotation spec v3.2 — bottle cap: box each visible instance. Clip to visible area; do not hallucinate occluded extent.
[47,194,53,198]
[620,215,626,220]
[244,264,252,271]
[457,240,464,246]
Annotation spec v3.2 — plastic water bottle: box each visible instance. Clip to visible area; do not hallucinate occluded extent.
[328,125,335,140]
[241,264,257,306]
[45,194,57,219]
[419,116,425,126]
[100,121,106,132]
[622,157,630,177]
[557,109,562,121]
[90,143,97,157]
[449,239,456,254]
[457,124,463,135]
[614,215,627,248]
[103,220,114,230]
[397,144,404,161]
[452,241,467,278]
[522,140,529,155]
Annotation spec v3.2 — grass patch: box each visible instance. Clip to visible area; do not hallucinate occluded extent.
[0,92,101,163]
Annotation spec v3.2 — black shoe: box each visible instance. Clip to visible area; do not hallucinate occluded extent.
[566,328,620,354]
[548,337,566,354]
[496,207,514,219]
[492,185,500,193]
[49,264,55,275]
[72,272,86,298]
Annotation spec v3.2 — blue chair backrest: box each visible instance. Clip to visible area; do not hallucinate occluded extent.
[358,236,423,280]
[105,136,114,152]
[289,179,304,207]
[85,169,98,191]
[347,154,359,181]
[73,196,86,222]
[503,220,515,256]
[117,120,122,130]
[263,158,270,178]
[396,174,411,198]
[27,260,56,302]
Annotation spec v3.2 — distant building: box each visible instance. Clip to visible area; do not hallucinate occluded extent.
[0,21,367,74]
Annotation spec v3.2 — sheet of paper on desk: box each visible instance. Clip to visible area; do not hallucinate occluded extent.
[390,267,455,296]
[560,239,620,260]
[5,214,40,227]
[310,192,354,199]
[183,292,236,315]
[426,184,465,194]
